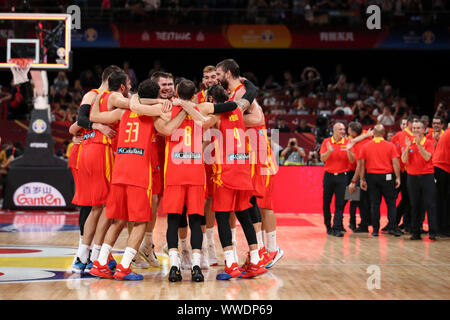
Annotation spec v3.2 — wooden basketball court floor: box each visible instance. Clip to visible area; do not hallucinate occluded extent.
[0,210,449,300]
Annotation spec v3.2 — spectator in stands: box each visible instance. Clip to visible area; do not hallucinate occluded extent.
[263,74,281,90]
[332,74,348,100]
[53,72,69,91]
[80,69,98,89]
[364,89,383,109]
[55,87,74,111]
[324,84,336,101]
[357,77,371,97]
[392,100,407,119]
[421,115,431,134]
[434,101,449,124]
[283,70,296,93]
[0,86,12,119]
[280,137,306,165]
[372,101,384,117]
[300,66,321,96]
[292,97,310,115]
[347,82,359,100]
[354,107,375,125]
[294,118,312,133]
[329,64,343,84]
[123,61,138,89]
[316,100,331,117]
[333,100,353,116]
[387,130,396,141]
[274,117,290,132]
[307,150,324,166]
[377,105,395,126]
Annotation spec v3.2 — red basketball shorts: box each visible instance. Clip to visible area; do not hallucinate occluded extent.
[106,183,152,222]
[152,169,163,197]
[162,185,205,215]
[74,143,113,207]
[212,184,253,212]
[71,167,79,205]
[256,173,274,210]
[205,164,214,198]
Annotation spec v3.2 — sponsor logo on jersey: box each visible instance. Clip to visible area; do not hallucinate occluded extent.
[227,153,249,161]
[117,147,145,156]
[172,152,201,160]
[83,131,95,140]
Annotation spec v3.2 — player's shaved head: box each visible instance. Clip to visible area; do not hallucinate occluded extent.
[373,124,385,137]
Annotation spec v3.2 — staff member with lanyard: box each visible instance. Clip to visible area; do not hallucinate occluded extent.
[401,120,439,241]
[320,122,351,237]
[359,124,402,237]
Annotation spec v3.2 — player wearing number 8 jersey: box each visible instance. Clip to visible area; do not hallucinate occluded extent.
[162,79,217,282]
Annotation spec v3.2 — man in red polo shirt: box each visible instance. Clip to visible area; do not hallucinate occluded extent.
[433,127,450,237]
[401,120,438,240]
[390,114,418,233]
[359,124,401,237]
[346,122,373,232]
[427,116,445,146]
[319,122,352,237]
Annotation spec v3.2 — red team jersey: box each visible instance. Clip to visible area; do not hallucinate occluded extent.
[164,105,206,187]
[111,110,154,190]
[213,107,253,191]
[197,90,206,103]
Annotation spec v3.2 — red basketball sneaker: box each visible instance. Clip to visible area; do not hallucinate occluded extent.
[89,260,114,279]
[259,247,273,267]
[113,264,144,281]
[240,259,268,279]
[216,262,242,280]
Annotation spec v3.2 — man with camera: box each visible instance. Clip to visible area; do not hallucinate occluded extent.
[281,137,306,166]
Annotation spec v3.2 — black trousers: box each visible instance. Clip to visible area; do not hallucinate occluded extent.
[407,174,439,236]
[345,170,371,228]
[434,167,450,234]
[395,171,411,227]
[366,173,397,232]
[322,171,347,230]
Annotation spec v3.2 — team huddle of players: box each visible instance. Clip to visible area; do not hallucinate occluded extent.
[68,59,284,282]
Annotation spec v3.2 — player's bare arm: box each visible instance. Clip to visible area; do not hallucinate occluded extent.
[130,94,171,116]
[69,121,83,136]
[243,102,264,127]
[109,92,130,110]
[153,109,188,137]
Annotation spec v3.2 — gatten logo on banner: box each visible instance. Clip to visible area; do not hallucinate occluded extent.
[13,182,66,207]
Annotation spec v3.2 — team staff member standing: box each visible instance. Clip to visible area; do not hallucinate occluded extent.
[359,124,402,237]
[320,122,351,237]
[432,128,450,237]
[401,120,439,241]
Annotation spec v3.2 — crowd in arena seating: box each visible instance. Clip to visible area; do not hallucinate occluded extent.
[5,0,449,26]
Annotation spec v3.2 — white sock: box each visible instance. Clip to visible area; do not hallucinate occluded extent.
[77,244,90,264]
[180,238,189,251]
[142,232,153,249]
[231,228,236,243]
[256,231,264,250]
[169,250,179,268]
[120,247,137,269]
[224,250,235,268]
[267,231,277,252]
[206,227,215,243]
[250,249,260,265]
[192,252,201,267]
[90,244,102,262]
[202,233,207,251]
[262,230,266,247]
[97,243,112,266]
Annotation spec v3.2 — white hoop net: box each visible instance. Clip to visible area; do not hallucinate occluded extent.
[9,59,32,86]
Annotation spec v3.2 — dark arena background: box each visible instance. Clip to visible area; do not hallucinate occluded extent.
[0,0,449,311]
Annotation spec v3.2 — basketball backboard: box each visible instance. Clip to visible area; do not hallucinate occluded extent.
[0,13,71,70]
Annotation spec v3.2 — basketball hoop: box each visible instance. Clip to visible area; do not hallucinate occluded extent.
[9,58,33,85]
